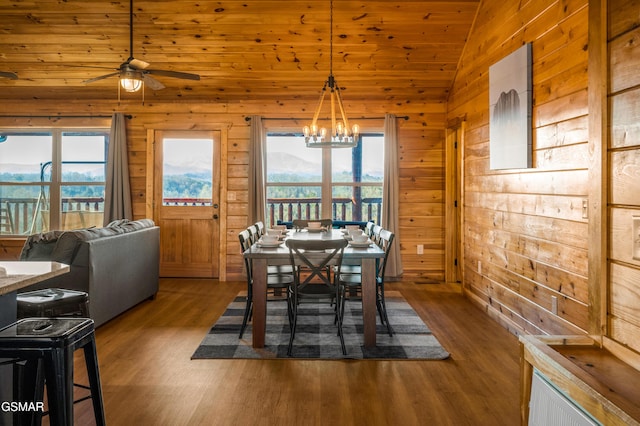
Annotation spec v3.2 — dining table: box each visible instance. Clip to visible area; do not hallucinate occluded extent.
[243,228,385,349]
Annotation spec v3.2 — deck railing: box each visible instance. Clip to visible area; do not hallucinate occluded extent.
[266,197,382,228]
[0,197,105,235]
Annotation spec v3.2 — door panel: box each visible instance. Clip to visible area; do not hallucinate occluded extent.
[154,130,220,278]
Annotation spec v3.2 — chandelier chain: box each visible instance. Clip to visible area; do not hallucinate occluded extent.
[329,0,333,76]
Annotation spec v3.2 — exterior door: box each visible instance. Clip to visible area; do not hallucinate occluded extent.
[154,130,221,278]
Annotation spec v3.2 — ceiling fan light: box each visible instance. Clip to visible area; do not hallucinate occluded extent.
[120,75,142,92]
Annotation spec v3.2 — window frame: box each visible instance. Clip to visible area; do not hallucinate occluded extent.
[265,131,384,224]
[0,128,109,235]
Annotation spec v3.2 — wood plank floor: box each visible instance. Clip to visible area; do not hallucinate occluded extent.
[68,279,521,426]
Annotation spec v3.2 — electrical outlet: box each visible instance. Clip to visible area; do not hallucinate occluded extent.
[633,216,640,260]
[417,244,424,255]
[582,199,588,219]
[551,296,558,315]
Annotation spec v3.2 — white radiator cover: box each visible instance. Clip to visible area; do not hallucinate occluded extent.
[529,369,602,426]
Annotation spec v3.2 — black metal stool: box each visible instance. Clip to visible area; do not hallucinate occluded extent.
[17,288,89,319]
[0,318,106,426]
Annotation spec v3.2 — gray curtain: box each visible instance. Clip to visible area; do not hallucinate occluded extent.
[103,113,133,225]
[383,113,403,278]
[248,115,266,226]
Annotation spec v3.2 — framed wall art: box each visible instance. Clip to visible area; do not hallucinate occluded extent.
[489,43,532,170]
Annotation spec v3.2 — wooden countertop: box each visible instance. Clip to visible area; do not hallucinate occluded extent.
[520,334,640,426]
[0,261,70,296]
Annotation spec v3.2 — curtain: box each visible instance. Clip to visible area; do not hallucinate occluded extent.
[248,115,266,226]
[383,113,403,278]
[103,113,133,225]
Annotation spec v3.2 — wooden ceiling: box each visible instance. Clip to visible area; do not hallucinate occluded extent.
[0,1,479,104]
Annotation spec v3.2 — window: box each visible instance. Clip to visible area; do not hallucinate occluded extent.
[161,135,213,206]
[0,129,109,235]
[265,133,383,227]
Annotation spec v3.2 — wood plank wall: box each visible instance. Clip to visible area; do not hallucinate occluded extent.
[608,0,640,353]
[447,0,591,336]
[0,99,446,281]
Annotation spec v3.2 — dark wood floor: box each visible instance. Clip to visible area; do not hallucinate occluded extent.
[68,279,521,426]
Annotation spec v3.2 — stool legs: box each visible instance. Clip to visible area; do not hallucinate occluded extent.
[43,347,74,425]
[84,337,106,425]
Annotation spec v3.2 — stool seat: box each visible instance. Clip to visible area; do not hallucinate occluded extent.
[0,318,106,426]
[17,288,89,319]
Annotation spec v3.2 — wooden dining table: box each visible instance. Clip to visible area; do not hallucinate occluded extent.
[243,228,385,349]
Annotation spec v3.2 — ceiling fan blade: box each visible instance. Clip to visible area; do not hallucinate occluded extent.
[0,71,18,80]
[83,72,119,84]
[129,58,150,69]
[142,74,165,90]
[144,69,201,81]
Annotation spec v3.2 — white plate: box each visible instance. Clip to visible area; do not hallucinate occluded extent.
[349,241,372,248]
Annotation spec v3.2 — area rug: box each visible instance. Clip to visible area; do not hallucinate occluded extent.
[191,291,450,360]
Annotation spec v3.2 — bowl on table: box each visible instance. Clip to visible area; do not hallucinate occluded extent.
[348,229,364,238]
[352,234,369,244]
[261,235,279,245]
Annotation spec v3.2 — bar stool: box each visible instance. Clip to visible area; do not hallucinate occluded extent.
[17,288,89,319]
[0,318,106,426]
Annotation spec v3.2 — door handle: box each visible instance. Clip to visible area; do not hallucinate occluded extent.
[213,214,219,219]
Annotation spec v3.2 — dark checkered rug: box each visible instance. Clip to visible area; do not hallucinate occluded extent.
[191,291,450,360]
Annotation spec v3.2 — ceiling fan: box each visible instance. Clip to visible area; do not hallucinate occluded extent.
[0,72,18,80]
[83,0,200,94]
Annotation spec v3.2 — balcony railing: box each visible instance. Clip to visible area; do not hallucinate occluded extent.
[267,197,382,228]
[0,197,104,235]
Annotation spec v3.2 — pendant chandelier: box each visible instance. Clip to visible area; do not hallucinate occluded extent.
[303,0,359,148]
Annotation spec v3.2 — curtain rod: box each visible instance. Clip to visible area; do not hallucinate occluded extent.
[245,115,409,122]
[0,114,132,119]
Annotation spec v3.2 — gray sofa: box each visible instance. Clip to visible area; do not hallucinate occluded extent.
[19,219,160,327]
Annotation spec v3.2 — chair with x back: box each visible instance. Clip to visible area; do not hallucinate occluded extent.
[339,228,395,336]
[285,238,348,356]
[254,221,265,238]
[238,229,292,339]
[364,221,375,238]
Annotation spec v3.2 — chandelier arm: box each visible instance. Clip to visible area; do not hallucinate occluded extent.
[311,87,327,128]
[330,89,337,138]
[334,86,351,136]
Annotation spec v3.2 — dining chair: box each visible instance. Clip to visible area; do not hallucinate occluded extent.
[247,224,260,245]
[238,229,293,339]
[364,221,375,238]
[339,228,395,336]
[254,221,265,238]
[291,218,333,231]
[371,224,383,246]
[285,238,348,356]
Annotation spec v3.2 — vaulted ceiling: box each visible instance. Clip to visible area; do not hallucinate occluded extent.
[0,1,480,103]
